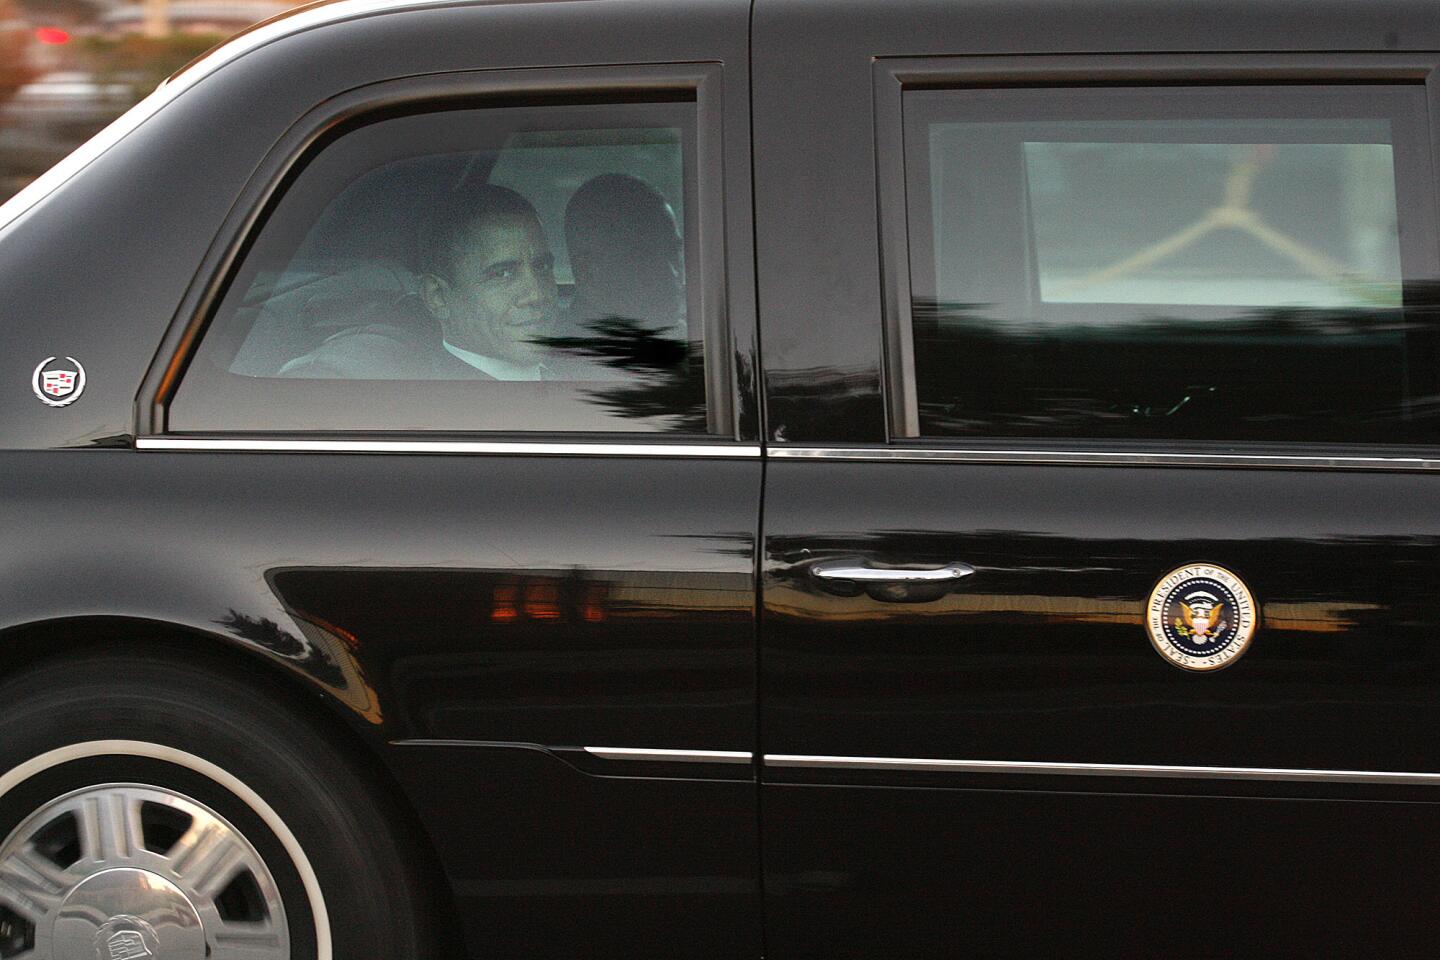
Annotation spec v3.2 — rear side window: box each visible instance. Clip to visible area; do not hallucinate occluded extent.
[897,85,1440,445]
[170,98,730,434]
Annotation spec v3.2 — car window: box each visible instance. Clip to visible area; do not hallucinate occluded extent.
[169,100,720,434]
[897,85,1440,445]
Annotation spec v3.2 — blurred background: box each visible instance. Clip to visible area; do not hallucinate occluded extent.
[0,0,288,202]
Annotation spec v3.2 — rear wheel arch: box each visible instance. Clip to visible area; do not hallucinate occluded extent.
[0,616,463,954]
[0,614,382,734]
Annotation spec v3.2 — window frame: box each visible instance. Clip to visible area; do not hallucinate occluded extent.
[143,63,738,441]
[874,54,1440,451]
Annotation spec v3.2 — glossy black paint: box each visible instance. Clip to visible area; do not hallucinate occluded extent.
[763,784,1440,957]
[759,460,1440,954]
[0,445,762,957]
[4,0,1440,956]
[764,462,1440,770]
[392,743,757,956]
[752,2,1440,955]
[0,5,761,949]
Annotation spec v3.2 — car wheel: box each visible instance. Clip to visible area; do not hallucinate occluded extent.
[0,650,435,960]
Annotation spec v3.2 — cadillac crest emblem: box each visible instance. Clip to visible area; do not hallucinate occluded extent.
[93,916,158,959]
[1146,564,1256,671]
[31,356,86,407]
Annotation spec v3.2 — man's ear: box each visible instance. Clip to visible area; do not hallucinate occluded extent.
[420,273,451,321]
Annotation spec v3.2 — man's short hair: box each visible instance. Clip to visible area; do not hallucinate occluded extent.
[564,173,677,259]
[421,183,541,280]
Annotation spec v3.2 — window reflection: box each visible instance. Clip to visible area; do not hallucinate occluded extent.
[1019,137,1403,308]
[170,103,716,434]
[910,289,1440,442]
[904,87,1440,444]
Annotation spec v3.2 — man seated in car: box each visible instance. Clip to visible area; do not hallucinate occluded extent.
[280,184,570,379]
[560,172,685,340]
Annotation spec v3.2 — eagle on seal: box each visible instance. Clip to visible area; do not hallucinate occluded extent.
[1179,601,1226,639]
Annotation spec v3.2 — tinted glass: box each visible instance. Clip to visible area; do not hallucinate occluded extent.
[171,101,718,434]
[902,86,1440,445]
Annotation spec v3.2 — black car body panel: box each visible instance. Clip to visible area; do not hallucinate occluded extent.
[3,0,1440,956]
[1,0,763,955]
[751,1,1440,956]
[759,461,1440,955]
[0,449,763,956]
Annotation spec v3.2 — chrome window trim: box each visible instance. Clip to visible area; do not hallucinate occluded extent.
[769,445,1440,472]
[0,0,510,239]
[136,437,761,457]
[584,747,753,764]
[765,754,1440,786]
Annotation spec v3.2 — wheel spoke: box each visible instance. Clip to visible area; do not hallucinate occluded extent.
[170,821,247,898]
[209,917,289,960]
[76,790,143,865]
[12,846,68,889]
[0,846,67,921]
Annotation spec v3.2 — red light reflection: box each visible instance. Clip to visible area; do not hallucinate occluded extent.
[490,584,519,622]
[522,581,562,620]
[582,584,608,623]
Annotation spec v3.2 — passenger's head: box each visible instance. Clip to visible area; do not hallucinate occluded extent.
[420,184,559,365]
[563,174,683,328]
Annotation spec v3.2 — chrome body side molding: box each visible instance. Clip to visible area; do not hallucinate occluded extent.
[764,754,1440,785]
[769,446,1440,472]
[584,747,753,764]
[137,437,762,457]
[136,440,1440,470]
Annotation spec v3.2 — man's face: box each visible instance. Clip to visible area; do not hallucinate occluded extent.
[425,214,559,365]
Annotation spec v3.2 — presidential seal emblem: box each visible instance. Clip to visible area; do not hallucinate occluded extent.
[1146,564,1256,671]
[31,356,86,407]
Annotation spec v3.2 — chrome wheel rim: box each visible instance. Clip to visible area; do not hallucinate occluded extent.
[0,784,290,959]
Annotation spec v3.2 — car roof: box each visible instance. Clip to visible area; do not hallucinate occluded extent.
[2,0,1436,240]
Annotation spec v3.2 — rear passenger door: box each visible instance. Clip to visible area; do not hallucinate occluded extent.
[138,5,764,954]
[756,4,1440,956]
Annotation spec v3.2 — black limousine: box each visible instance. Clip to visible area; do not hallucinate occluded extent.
[3,0,1440,956]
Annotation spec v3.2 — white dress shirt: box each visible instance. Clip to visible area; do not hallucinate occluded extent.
[443,340,545,381]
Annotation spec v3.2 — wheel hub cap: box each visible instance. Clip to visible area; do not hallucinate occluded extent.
[54,868,203,960]
[0,784,289,959]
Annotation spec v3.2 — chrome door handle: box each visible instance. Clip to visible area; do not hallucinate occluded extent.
[810,559,977,583]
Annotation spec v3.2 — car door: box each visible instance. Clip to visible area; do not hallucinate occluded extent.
[115,3,763,956]
[754,1,1440,955]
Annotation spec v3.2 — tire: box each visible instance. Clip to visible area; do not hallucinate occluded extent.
[0,649,435,960]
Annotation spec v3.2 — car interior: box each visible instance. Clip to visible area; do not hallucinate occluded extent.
[222,126,690,380]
